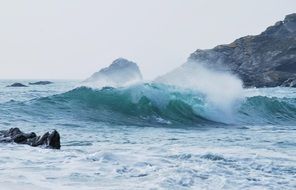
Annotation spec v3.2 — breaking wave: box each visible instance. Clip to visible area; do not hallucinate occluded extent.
[5,83,294,127]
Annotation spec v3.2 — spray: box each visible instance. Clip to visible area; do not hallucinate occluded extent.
[155,61,244,123]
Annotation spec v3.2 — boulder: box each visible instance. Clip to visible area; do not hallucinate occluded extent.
[0,128,61,149]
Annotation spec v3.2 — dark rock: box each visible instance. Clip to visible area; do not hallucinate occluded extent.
[84,58,143,87]
[0,128,61,149]
[47,130,61,149]
[6,83,28,87]
[29,81,53,85]
[187,13,296,88]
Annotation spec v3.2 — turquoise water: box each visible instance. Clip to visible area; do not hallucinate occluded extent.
[0,80,295,189]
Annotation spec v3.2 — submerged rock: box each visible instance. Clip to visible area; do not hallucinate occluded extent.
[29,81,53,85]
[6,83,28,87]
[84,58,143,88]
[101,86,115,90]
[0,128,61,149]
[187,13,296,88]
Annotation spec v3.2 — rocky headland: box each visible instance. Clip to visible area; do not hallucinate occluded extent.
[187,13,296,87]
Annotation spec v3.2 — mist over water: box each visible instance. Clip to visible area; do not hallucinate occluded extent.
[70,61,296,126]
[155,62,244,123]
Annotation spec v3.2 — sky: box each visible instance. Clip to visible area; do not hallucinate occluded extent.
[0,0,295,80]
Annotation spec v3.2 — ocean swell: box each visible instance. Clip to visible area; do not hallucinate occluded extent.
[1,83,294,127]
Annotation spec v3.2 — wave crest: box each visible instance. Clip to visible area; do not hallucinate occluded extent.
[5,84,296,127]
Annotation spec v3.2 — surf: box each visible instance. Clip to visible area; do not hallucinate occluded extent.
[2,83,295,127]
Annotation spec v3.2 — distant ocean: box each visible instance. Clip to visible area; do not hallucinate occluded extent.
[0,80,295,189]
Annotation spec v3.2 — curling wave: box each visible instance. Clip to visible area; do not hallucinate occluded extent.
[4,83,293,127]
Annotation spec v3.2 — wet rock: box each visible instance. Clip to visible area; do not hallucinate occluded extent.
[6,83,28,87]
[0,128,61,149]
[29,81,53,85]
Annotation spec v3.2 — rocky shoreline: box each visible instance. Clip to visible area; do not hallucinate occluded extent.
[0,128,61,149]
[188,13,296,88]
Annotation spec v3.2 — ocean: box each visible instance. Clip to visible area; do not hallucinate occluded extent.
[0,80,295,190]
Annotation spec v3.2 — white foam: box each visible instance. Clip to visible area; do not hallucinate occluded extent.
[155,61,244,122]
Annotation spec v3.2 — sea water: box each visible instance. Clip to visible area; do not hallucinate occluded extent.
[0,80,295,190]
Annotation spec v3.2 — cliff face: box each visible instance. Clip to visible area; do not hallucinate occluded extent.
[188,13,296,87]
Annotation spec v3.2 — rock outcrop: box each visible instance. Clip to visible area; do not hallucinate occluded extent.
[29,81,53,85]
[0,128,61,149]
[188,13,296,87]
[84,58,143,88]
[6,83,28,87]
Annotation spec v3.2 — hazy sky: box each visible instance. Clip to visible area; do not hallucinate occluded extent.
[0,0,295,80]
